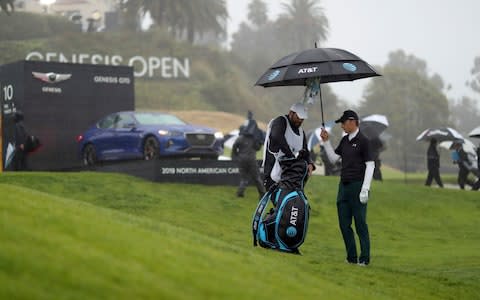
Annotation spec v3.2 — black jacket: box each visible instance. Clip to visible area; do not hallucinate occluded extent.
[264,115,313,188]
[427,143,440,169]
[14,121,28,149]
[232,135,257,161]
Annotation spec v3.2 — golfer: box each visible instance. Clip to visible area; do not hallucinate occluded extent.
[320,110,374,266]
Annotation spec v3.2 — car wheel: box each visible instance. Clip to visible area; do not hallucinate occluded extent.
[82,144,97,166]
[143,136,159,160]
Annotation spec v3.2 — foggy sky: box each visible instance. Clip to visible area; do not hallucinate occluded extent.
[226,0,480,105]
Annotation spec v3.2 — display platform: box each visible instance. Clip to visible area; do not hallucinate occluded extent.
[83,159,264,186]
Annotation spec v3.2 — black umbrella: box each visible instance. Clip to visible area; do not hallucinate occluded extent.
[359,114,389,139]
[255,47,381,125]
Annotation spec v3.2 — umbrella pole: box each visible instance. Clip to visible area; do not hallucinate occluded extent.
[319,84,325,127]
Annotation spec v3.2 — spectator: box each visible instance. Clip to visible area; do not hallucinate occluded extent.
[451,141,479,190]
[424,138,443,188]
[12,111,28,171]
[232,114,265,198]
[370,137,385,181]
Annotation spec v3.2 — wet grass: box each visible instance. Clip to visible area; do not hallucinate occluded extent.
[0,171,478,299]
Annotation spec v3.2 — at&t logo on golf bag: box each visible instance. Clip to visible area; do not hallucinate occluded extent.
[252,187,310,254]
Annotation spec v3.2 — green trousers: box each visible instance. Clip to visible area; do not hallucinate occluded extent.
[336,181,370,264]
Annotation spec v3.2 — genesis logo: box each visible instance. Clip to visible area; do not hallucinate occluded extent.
[32,72,72,84]
[268,70,281,81]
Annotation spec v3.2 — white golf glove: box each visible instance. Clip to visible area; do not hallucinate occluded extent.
[359,188,369,204]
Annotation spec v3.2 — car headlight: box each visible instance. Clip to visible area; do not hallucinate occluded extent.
[158,130,169,136]
[158,130,183,137]
[214,131,224,139]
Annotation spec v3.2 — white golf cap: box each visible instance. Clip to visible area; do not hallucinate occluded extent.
[290,102,308,119]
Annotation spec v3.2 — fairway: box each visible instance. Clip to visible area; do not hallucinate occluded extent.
[0,171,479,299]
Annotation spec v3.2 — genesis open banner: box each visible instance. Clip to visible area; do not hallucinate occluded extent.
[26,52,190,79]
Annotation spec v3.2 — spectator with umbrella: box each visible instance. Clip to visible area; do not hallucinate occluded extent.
[359,114,389,181]
[416,127,465,189]
[468,126,480,170]
[451,140,480,190]
[369,137,386,181]
[424,138,443,188]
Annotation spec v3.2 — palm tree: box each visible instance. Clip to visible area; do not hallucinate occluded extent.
[468,56,480,94]
[247,0,268,28]
[277,0,329,50]
[142,0,228,44]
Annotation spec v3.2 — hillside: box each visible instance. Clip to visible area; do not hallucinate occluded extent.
[0,171,478,299]
[171,110,267,132]
[0,13,288,122]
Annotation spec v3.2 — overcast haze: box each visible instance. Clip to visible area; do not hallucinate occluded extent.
[226,0,480,105]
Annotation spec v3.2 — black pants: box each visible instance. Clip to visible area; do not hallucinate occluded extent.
[425,167,443,187]
[472,180,480,191]
[458,167,474,189]
[236,158,265,197]
[373,159,382,181]
[12,150,28,171]
[336,181,370,264]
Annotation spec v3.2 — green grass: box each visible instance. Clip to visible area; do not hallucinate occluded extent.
[0,171,479,299]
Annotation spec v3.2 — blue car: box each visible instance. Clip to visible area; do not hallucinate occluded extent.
[77,111,224,165]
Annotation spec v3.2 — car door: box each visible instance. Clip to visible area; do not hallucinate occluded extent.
[113,112,142,159]
[93,114,118,159]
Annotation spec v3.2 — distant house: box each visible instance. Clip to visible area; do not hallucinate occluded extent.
[14,0,118,31]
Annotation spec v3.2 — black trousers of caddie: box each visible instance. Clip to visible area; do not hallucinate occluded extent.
[336,181,370,264]
[236,158,265,197]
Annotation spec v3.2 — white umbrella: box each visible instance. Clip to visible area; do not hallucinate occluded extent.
[439,138,477,156]
[416,127,463,142]
[360,114,389,139]
[362,114,389,126]
[4,143,15,169]
[468,126,480,138]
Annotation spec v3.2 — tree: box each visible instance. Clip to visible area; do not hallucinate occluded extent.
[0,0,15,15]
[142,0,228,45]
[276,0,329,51]
[468,56,480,94]
[452,56,480,135]
[247,0,268,28]
[449,96,480,135]
[359,50,450,171]
[232,0,329,74]
[230,0,335,123]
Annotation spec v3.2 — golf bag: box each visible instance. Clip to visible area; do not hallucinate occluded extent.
[252,159,310,254]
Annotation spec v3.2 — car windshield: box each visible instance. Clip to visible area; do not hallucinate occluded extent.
[134,113,186,125]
